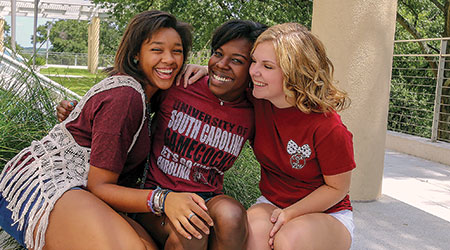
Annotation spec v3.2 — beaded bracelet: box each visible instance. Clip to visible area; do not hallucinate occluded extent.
[149,189,158,214]
[146,190,153,212]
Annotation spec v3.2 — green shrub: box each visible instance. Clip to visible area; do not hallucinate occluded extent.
[0,61,56,250]
[0,72,59,168]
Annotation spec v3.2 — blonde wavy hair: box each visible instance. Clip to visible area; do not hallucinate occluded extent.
[252,23,350,113]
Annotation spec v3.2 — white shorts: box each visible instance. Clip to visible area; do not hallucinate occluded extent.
[254,196,354,240]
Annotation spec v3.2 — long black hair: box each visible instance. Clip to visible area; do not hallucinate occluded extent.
[111,10,193,85]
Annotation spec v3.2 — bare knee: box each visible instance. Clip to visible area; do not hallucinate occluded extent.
[247,204,273,234]
[213,200,247,234]
[273,226,312,250]
[246,204,275,250]
[208,196,248,248]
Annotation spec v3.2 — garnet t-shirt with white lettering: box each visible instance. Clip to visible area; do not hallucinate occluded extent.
[145,76,254,194]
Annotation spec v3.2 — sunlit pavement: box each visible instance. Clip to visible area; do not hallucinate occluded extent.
[352,150,450,250]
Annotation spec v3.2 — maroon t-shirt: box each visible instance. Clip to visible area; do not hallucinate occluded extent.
[66,86,150,187]
[252,97,356,212]
[145,76,254,193]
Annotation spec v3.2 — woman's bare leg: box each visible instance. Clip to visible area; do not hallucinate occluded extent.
[136,212,208,250]
[246,203,277,250]
[273,213,351,250]
[40,189,157,250]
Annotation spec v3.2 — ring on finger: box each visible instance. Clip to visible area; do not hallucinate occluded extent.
[188,213,195,220]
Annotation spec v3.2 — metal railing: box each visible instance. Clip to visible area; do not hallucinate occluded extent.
[0,50,81,101]
[389,38,450,143]
[21,50,211,69]
[21,51,115,68]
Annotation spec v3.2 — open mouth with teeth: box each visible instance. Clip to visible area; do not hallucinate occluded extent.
[155,68,175,80]
[253,80,267,87]
[212,72,232,83]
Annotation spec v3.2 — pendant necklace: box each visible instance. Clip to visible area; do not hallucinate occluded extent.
[218,98,229,106]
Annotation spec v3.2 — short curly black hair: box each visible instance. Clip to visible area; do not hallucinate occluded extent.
[210,20,267,55]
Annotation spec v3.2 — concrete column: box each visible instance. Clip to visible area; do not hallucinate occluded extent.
[0,18,4,53]
[88,16,100,73]
[11,0,16,52]
[311,1,398,201]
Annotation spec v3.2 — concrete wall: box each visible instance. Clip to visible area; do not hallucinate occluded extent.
[312,1,398,201]
[386,131,450,166]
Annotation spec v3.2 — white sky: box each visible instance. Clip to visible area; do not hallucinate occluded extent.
[1,0,105,47]
[4,15,52,47]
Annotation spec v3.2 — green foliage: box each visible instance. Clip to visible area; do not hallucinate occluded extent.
[0,230,24,250]
[388,73,434,138]
[21,54,46,67]
[99,21,123,56]
[36,20,122,55]
[0,56,69,250]
[39,20,89,53]
[223,142,261,209]
[92,0,313,51]
[396,0,444,40]
[392,0,450,141]
[0,65,59,168]
[0,22,21,52]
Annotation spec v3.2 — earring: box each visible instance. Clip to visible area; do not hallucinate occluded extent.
[133,58,139,64]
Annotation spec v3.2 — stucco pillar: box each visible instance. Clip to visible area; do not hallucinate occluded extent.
[311,1,398,201]
[88,16,100,74]
[0,18,4,53]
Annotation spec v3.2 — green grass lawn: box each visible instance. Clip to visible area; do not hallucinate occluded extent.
[40,67,105,78]
[42,67,106,96]
[47,76,103,96]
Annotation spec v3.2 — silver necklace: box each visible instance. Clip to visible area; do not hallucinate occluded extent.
[218,98,229,106]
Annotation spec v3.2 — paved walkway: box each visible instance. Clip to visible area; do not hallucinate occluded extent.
[352,150,450,250]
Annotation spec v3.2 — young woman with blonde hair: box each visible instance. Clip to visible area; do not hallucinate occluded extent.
[246,22,355,250]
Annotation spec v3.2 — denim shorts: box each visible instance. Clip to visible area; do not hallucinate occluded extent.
[0,186,83,247]
[254,195,355,240]
[195,191,218,203]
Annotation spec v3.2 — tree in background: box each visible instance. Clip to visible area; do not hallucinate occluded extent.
[92,0,313,51]
[36,20,88,53]
[393,0,450,141]
[1,22,24,52]
[35,19,122,55]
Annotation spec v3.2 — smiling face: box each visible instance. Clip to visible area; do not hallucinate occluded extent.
[207,38,252,102]
[136,27,184,93]
[250,41,291,108]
